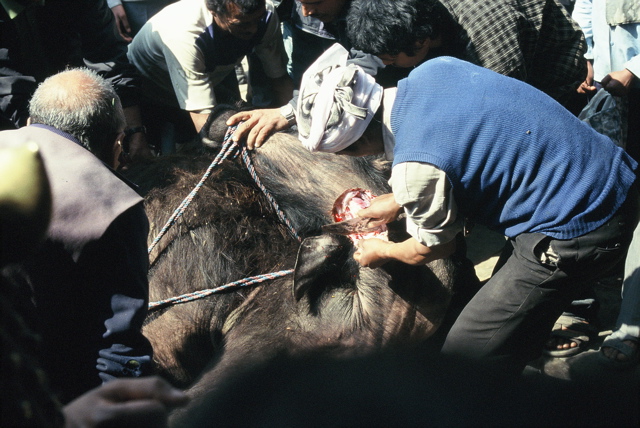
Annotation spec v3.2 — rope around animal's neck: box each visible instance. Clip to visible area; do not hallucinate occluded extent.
[146,124,301,310]
[239,146,301,242]
[147,125,301,256]
[148,269,293,312]
[147,126,240,255]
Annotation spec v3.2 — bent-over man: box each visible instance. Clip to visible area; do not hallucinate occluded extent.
[295,45,638,375]
[127,0,293,153]
[0,68,154,403]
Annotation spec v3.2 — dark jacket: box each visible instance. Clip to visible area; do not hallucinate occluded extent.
[0,124,153,403]
[0,0,141,127]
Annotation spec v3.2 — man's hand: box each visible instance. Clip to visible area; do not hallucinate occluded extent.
[601,69,637,97]
[577,61,597,94]
[110,5,133,43]
[63,376,189,428]
[354,236,457,268]
[226,108,291,150]
[356,193,403,227]
[354,238,392,268]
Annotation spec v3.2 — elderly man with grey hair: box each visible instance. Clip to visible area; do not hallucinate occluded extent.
[0,68,154,404]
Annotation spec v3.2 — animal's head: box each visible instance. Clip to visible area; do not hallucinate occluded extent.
[291,232,455,348]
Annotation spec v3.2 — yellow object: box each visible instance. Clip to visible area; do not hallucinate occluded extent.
[0,142,51,251]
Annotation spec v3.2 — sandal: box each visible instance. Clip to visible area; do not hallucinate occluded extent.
[543,314,596,358]
[598,336,640,370]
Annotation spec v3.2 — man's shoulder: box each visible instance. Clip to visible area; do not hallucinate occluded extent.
[0,126,141,204]
[1,126,143,246]
[132,0,209,43]
[0,126,82,157]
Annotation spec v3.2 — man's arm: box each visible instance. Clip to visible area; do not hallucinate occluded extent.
[63,376,188,428]
[572,0,596,94]
[226,107,293,149]
[270,73,295,107]
[123,106,153,160]
[78,0,152,159]
[107,0,133,43]
[226,73,294,149]
[354,236,456,268]
[354,162,463,268]
[84,203,154,383]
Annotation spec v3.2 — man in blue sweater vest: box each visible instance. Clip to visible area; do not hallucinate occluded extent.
[295,44,639,374]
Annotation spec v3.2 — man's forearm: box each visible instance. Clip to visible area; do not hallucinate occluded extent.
[387,237,457,266]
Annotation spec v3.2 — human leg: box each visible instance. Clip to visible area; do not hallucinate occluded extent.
[441,233,576,375]
[600,212,640,368]
[442,193,637,374]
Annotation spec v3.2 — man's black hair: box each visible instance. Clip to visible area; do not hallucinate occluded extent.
[206,0,265,17]
[347,0,455,57]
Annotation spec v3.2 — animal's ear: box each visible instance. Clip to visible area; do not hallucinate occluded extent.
[293,234,353,301]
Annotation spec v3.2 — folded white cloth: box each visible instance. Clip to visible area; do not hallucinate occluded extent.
[297,43,383,153]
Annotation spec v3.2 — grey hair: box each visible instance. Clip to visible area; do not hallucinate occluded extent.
[28,68,125,161]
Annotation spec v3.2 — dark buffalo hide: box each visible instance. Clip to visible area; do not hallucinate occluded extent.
[123,105,477,421]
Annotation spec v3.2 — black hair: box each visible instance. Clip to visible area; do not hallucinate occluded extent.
[347,0,454,57]
[205,0,265,17]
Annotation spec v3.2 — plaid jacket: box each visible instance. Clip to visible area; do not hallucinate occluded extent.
[442,0,587,103]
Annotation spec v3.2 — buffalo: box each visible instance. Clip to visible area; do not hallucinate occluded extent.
[123,105,478,421]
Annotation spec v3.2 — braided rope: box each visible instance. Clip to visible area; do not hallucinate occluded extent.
[147,126,239,255]
[240,147,301,242]
[146,124,302,311]
[148,269,294,312]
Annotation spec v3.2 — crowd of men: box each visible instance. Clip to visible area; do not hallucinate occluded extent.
[1,0,638,426]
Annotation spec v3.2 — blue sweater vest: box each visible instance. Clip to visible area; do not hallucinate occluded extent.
[392,57,637,239]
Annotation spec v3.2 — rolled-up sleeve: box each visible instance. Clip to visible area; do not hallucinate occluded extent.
[389,162,463,247]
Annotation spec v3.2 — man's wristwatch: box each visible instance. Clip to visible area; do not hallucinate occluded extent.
[279,104,296,126]
[124,126,147,138]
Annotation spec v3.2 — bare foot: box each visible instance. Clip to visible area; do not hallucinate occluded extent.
[602,340,638,362]
[544,326,582,351]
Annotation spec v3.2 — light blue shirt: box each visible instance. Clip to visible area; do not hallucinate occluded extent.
[572,0,640,86]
